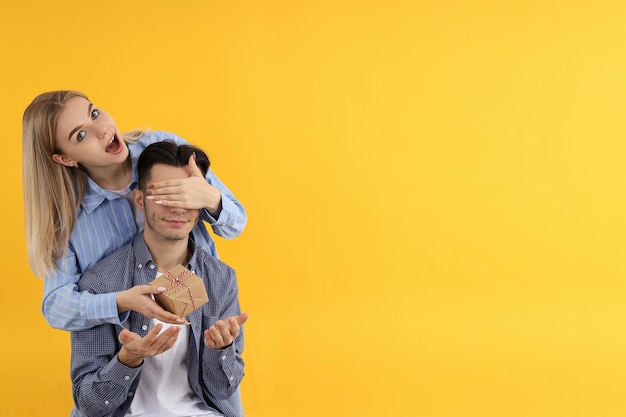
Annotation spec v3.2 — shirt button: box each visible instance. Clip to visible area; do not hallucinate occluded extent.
[229,376,234,381]
[149,264,156,270]
[104,400,110,405]
[129,391,134,397]
[138,264,143,269]
[124,375,130,381]
[141,325,148,331]
[221,355,226,361]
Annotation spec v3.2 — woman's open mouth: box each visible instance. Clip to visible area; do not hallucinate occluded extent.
[105,134,124,154]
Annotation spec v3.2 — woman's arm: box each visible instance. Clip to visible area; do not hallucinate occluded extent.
[42,251,119,330]
[43,247,182,330]
[201,168,248,239]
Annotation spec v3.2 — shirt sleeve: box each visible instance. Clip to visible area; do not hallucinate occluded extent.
[71,325,141,416]
[201,339,244,400]
[201,168,248,240]
[42,249,121,331]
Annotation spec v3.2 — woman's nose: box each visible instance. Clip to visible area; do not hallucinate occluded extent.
[97,124,109,140]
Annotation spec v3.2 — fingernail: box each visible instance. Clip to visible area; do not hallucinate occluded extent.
[157,286,166,291]
[155,200,163,205]
[146,195,155,200]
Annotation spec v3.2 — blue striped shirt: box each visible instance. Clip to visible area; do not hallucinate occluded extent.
[71,233,244,417]
[42,130,247,331]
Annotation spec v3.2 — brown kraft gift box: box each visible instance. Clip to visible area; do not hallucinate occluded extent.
[150,264,209,318]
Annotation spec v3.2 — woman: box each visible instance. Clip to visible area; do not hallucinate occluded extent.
[22,90,247,416]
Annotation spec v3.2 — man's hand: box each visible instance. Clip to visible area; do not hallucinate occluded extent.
[204,313,249,350]
[117,285,186,324]
[118,324,181,368]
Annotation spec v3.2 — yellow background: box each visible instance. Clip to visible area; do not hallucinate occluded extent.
[2,1,626,416]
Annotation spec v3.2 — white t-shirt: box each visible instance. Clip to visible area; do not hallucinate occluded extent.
[108,183,144,232]
[127,275,223,416]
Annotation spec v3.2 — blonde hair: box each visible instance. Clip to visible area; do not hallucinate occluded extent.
[22,90,143,277]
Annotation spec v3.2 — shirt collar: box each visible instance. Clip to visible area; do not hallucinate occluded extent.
[131,232,199,272]
[80,150,139,214]
[132,233,153,268]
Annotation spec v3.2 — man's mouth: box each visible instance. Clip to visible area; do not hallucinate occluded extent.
[105,134,124,154]
[165,219,189,226]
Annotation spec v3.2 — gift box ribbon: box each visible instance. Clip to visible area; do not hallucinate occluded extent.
[162,268,200,311]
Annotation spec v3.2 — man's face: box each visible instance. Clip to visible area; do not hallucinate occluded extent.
[135,164,200,242]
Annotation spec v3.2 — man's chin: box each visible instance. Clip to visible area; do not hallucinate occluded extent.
[169,234,189,241]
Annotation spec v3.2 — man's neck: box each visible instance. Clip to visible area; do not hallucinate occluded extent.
[144,237,192,273]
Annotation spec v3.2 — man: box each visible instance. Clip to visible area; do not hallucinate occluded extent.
[70,141,248,417]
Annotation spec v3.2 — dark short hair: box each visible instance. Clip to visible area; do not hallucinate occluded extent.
[137,140,210,190]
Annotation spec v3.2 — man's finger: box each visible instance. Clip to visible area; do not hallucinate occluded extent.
[235,313,249,325]
[143,323,164,343]
[210,325,225,344]
[153,326,181,352]
[203,329,217,348]
[118,328,136,345]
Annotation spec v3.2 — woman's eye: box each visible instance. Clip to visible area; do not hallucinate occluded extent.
[77,131,86,142]
[91,109,100,120]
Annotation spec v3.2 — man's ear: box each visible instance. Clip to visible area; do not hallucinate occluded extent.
[51,153,78,167]
[133,189,146,212]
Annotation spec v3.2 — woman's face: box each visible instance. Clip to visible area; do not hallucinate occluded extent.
[53,96,128,170]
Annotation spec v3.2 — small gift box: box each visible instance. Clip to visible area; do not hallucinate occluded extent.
[150,264,209,318]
